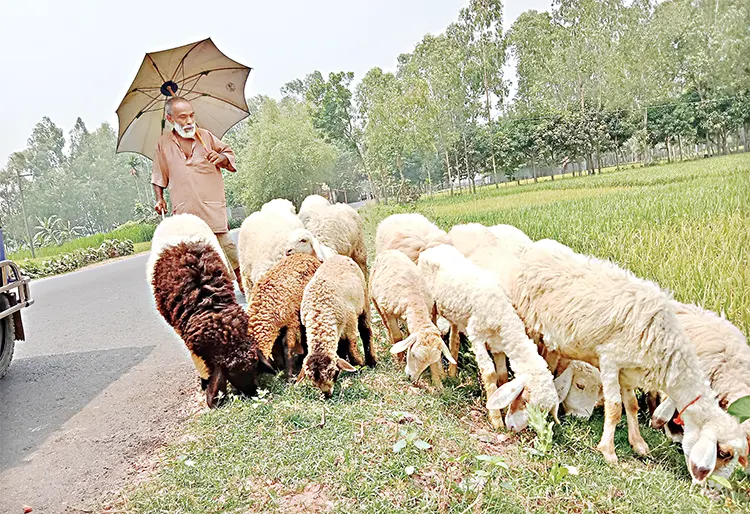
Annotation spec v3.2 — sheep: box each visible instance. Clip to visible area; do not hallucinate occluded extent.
[369,250,455,387]
[298,194,331,226]
[418,244,559,431]
[238,210,327,295]
[651,304,750,455]
[298,255,376,397]
[261,198,296,215]
[147,214,260,408]
[246,253,321,379]
[375,213,450,264]
[509,239,748,482]
[553,358,603,419]
[303,203,369,280]
[487,224,533,255]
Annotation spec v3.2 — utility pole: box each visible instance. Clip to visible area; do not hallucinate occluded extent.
[15,169,35,259]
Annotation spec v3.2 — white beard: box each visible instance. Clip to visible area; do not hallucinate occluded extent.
[174,122,196,139]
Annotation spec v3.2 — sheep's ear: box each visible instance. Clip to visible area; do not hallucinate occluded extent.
[310,237,326,261]
[337,358,357,372]
[688,434,717,483]
[258,353,275,373]
[440,340,457,365]
[651,397,677,430]
[551,403,560,424]
[487,374,528,410]
[390,334,417,355]
[206,367,227,409]
[553,365,574,402]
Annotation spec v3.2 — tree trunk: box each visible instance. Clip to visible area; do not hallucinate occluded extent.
[462,131,475,194]
[614,140,620,170]
[742,125,748,152]
[678,135,683,161]
[666,138,672,163]
[482,68,500,189]
[532,159,538,183]
[443,149,454,196]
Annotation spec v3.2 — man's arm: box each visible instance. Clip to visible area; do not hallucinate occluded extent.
[153,184,167,215]
[204,130,237,172]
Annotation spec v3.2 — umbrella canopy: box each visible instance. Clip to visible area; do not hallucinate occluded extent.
[116,38,252,160]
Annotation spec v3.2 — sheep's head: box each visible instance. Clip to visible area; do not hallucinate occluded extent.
[487,371,560,432]
[298,352,356,398]
[681,404,749,484]
[389,330,456,382]
[554,361,603,419]
[284,229,328,261]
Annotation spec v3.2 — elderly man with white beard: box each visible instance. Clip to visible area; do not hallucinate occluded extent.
[151,96,244,294]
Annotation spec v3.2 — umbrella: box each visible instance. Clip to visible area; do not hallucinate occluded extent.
[116,38,252,160]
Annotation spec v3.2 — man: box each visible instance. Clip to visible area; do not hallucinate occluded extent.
[151,96,244,294]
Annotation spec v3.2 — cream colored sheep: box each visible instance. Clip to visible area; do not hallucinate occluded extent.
[238,210,327,295]
[553,358,603,419]
[298,194,331,226]
[487,224,533,255]
[299,255,376,397]
[304,203,368,280]
[375,213,450,264]
[370,250,455,387]
[510,239,748,483]
[261,198,296,215]
[418,244,559,431]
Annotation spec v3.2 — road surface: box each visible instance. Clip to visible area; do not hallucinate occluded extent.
[0,230,246,513]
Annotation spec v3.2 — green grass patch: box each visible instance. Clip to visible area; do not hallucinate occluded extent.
[8,222,155,261]
[122,154,750,513]
[134,241,152,254]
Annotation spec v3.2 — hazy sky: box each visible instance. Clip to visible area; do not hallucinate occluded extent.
[0,0,550,165]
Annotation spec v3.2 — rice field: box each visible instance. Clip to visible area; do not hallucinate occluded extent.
[120,154,750,513]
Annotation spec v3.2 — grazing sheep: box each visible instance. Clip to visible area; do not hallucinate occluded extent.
[298,194,331,226]
[261,198,296,215]
[370,250,455,387]
[375,213,450,264]
[147,214,259,408]
[299,255,376,397]
[510,239,748,482]
[487,224,533,254]
[418,244,559,431]
[651,304,750,457]
[246,253,321,379]
[304,203,369,280]
[554,358,603,419]
[238,210,327,295]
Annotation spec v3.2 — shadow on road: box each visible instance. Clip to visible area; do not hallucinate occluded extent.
[0,346,154,470]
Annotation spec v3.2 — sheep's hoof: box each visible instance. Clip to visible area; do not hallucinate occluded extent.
[448,364,458,378]
[597,443,618,464]
[632,440,650,456]
[488,409,505,430]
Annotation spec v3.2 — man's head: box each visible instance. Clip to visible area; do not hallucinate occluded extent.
[165,97,196,139]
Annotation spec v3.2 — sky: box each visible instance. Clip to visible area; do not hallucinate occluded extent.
[0,0,550,165]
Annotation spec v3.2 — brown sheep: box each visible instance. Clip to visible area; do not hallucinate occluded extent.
[246,253,321,379]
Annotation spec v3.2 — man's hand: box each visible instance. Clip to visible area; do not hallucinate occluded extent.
[206,151,228,167]
[154,199,167,215]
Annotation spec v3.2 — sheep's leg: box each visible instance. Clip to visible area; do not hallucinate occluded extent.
[448,323,460,378]
[622,384,649,456]
[358,312,377,367]
[470,338,503,430]
[597,358,622,463]
[284,326,299,381]
[346,315,365,366]
[429,362,445,390]
[493,352,508,386]
[241,273,253,300]
[646,390,659,419]
[205,367,227,409]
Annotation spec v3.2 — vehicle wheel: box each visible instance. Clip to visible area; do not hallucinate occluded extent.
[0,294,15,379]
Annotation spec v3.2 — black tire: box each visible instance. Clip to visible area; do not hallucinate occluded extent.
[0,294,15,379]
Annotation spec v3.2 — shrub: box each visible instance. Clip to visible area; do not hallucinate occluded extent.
[18,239,135,279]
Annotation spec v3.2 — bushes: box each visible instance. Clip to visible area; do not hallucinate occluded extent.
[19,239,135,279]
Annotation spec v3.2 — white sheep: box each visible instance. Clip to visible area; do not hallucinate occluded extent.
[238,210,327,295]
[418,244,559,431]
[303,203,368,280]
[510,239,748,483]
[375,213,450,264]
[298,255,376,397]
[553,358,603,419]
[298,194,331,226]
[370,250,455,387]
[487,224,533,255]
[261,198,296,215]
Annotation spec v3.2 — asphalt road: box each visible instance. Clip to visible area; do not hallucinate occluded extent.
[0,230,245,513]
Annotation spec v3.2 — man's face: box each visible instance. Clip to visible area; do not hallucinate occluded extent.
[168,100,196,138]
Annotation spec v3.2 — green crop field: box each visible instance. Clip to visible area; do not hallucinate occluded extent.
[122,155,750,513]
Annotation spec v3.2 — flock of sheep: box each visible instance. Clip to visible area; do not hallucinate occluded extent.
[146,194,750,489]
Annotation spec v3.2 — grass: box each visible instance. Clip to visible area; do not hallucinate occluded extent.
[122,154,750,513]
[8,222,156,262]
[134,241,152,254]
